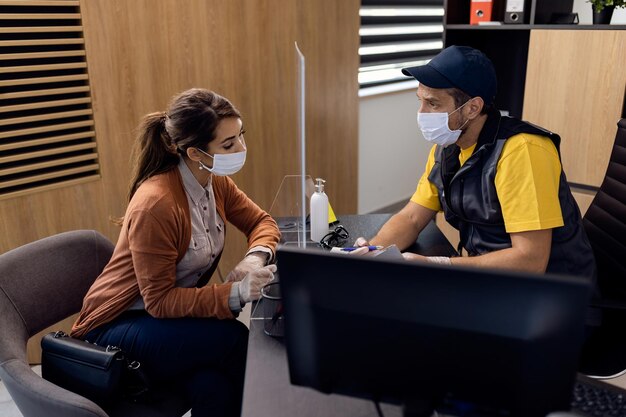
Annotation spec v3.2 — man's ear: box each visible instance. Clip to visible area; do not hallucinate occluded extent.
[466,97,484,120]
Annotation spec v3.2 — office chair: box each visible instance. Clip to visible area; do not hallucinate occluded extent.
[0,230,190,417]
[579,118,626,377]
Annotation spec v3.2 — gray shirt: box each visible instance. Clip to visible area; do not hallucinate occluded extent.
[128,157,272,313]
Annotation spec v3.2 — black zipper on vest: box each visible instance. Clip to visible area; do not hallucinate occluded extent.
[445,114,503,226]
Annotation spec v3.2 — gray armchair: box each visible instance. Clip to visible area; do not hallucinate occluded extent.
[0,230,190,417]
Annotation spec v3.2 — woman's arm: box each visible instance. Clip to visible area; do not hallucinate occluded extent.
[215,176,281,254]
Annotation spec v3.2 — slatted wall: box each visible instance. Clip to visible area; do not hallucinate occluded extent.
[4,0,359,364]
[0,0,99,200]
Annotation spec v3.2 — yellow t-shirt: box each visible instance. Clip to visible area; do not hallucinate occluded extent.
[410,133,564,233]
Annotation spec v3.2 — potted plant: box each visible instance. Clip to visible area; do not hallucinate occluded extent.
[589,0,626,24]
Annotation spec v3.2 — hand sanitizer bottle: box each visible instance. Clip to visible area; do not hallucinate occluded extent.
[310,178,329,243]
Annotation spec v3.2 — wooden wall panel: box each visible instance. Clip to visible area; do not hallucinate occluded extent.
[572,189,597,218]
[78,0,359,275]
[3,1,358,362]
[0,0,359,253]
[523,30,626,188]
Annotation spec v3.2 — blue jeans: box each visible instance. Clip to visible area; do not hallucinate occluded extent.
[85,310,248,417]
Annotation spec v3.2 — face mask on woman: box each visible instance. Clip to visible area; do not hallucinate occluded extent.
[417,100,471,147]
[196,148,247,176]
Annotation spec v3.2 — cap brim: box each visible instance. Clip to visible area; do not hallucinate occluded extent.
[402,65,456,89]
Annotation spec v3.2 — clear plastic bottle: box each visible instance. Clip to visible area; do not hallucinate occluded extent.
[310,178,329,243]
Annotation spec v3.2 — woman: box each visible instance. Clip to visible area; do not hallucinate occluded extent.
[71,88,280,416]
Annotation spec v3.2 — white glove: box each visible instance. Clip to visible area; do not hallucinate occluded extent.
[349,236,373,256]
[354,237,369,247]
[238,264,277,304]
[226,252,268,282]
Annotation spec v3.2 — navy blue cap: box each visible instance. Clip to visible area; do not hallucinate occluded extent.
[402,45,497,105]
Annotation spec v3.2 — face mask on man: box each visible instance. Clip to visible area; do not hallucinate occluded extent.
[196,147,247,176]
[417,100,471,147]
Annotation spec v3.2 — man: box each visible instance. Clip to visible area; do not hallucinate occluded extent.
[355,45,596,279]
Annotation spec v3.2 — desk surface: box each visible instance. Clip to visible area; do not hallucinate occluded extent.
[241,214,456,417]
[242,319,404,417]
[277,213,457,258]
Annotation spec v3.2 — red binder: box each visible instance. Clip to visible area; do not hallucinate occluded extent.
[470,0,493,25]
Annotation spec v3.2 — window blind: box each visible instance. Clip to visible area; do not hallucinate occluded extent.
[359,0,444,88]
[0,0,100,200]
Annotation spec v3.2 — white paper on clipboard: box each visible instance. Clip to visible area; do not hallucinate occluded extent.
[330,244,404,260]
[371,244,403,260]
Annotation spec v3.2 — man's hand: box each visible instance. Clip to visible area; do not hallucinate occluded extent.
[354,237,370,247]
[401,252,429,262]
[226,253,268,282]
[348,237,373,255]
[403,252,452,265]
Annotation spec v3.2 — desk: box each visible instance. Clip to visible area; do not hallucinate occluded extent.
[277,213,457,258]
[241,214,456,417]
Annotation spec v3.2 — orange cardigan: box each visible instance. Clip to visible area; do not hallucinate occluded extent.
[71,168,280,338]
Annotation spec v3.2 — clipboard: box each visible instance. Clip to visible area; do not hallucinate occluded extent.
[371,244,403,260]
[330,244,404,260]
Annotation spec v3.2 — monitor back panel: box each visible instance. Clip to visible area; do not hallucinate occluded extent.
[277,247,591,416]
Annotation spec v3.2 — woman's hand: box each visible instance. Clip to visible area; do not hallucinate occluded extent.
[239,265,277,303]
[226,253,268,282]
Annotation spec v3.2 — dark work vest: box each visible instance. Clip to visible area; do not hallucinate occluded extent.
[428,109,596,279]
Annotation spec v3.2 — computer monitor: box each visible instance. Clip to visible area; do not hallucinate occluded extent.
[276,247,591,417]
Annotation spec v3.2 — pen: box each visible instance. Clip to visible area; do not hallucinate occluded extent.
[340,246,383,252]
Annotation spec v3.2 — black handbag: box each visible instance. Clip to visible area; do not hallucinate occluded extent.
[41,331,149,406]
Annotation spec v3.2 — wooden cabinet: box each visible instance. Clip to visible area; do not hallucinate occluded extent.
[444,0,577,118]
[523,30,626,188]
[443,0,626,120]
[443,1,626,195]
[8,0,360,364]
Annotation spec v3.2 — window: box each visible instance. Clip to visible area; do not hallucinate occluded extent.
[359,0,444,91]
[0,0,100,200]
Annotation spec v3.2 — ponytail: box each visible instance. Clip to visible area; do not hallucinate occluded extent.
[113,89,241,226]
[127,111,179,201]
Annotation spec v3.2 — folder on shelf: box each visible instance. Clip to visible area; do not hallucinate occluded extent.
[504,0,525,24]
[470,0,493,25]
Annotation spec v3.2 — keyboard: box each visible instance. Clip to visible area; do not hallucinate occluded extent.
[571,374,626,416]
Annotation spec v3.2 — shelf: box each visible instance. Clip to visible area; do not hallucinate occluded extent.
[443,0,626,122]
[446,24,532,30]
[446,24,626,30]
